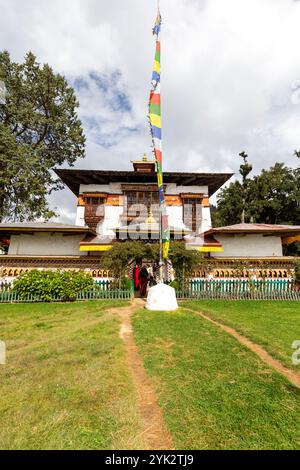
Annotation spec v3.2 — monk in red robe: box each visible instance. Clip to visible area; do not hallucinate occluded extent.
[138,266,149,297]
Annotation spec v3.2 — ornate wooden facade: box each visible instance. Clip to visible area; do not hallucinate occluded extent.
[0,257,112,279]
[192,257,296,279]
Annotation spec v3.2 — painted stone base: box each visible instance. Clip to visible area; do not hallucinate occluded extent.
[145,283,178,311]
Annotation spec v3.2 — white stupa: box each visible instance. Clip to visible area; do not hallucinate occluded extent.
[145,283,178,311]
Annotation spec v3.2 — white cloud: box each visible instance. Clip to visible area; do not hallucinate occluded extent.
[0,0,300,221]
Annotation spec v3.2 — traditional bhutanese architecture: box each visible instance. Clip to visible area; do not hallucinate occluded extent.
[0,223,108,282]
[55,156,232,251]
[0,156,234,281]
[187,223,300,257]
[187,223,300,279]
[1,158,299,282]
[2,10,298,284]
[0,222,94,255]
[205,224,300,258]
[1,158,300,282]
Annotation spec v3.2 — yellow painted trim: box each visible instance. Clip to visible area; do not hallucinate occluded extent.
[207,256,297,261]
[80,245,112,252]
[117,230,190,235]
[197,246,224,252]
[82,193,108,198]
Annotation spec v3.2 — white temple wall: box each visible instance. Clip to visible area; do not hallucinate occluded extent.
[77,182,212,234]
[8,233,86,256]
[79,183,122,194]
[167,206,184,228]
[99,206,123,238]
[213,234,283,258]
[75,206,85,226]
[201,206,212,232]
[169,185,208,195]
[79,183,209,197]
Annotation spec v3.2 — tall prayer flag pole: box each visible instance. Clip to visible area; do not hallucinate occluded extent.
[148,4,170,281]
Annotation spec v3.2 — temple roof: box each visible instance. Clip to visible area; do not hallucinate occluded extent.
[205,223,300,236]
[0,222,95,235]
[54,169,233,197]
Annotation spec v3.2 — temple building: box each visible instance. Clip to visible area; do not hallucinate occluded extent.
[0,156,299,282]
[55,156,232,251]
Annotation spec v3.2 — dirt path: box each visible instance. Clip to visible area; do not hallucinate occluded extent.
[110,299,173,450]
[183,307,300,390]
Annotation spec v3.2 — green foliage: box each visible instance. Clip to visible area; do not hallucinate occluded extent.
[103,241,159,284]
[169,279,180,290]
[238,151,253,181]
[210,204,223,228]
[238,151,253,223]
[105,241,204,289]
[214,181,245,226]
[168,241,204,289]
[250,163,299,225]
[13,270,94,301]
[0,51,85,221]
[283,242,300,257]
[109,276,132,290]
[120,277,132,290]
[215,162,300,227]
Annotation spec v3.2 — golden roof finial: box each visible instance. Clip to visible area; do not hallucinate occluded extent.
[146,208,156,226]
[142,153,148,162]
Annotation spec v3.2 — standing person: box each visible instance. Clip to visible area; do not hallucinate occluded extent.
[139,265,149,297]
[133,264,140,291]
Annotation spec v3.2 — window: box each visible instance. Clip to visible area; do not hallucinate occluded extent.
[84,196,106,229]
[183,198,202,232]
[124,191,160,220]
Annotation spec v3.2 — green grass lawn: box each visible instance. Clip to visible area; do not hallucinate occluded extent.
[0,301,146,450]
[133,308,300,450]
[183,301,300,368]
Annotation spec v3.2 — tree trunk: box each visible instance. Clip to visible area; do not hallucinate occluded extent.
[241,208,245,224]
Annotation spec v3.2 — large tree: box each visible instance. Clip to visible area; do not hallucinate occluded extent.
[214,162,300,227]
[0,51,85,221]
[238,151,252,223]
[250,163,298,224]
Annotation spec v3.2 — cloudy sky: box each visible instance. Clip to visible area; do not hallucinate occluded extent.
[1,0,300,222]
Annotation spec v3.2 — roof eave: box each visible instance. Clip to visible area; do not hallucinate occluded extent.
[54,169,234,197]
[205,228,300,236]
[0,227,96,236]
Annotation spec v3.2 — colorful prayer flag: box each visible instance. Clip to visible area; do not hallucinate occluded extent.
[148,10,170,259]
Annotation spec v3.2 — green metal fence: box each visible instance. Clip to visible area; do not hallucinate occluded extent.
[76,287,132,301]
[177,279,300,301]
[0,287,133,303]
[94,280,113,290]
[1,278,298,302]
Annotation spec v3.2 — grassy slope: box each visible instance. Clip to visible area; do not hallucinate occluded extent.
[0,301,146,450]
[183,301,300,368]
[133,308,300,450]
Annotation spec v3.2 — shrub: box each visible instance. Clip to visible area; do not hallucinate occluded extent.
[169,241,204,289]
[103,241,159,286]
[169,280,180,291]
[109,276,132,290]
[13,270,94,301]
[120,277,132,290]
